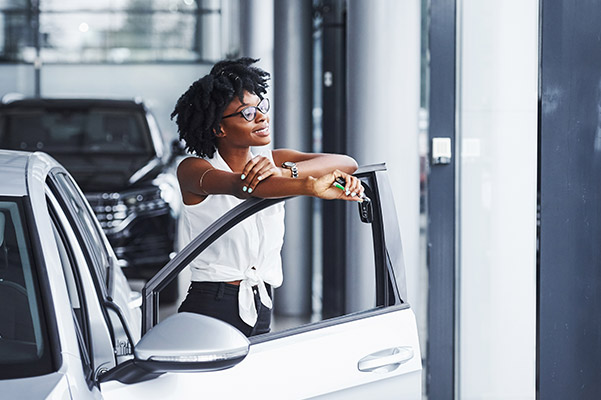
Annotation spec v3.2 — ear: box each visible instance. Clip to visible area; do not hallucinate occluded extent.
[215,126,226,138]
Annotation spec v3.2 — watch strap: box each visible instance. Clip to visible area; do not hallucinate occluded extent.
[282,162,299,178]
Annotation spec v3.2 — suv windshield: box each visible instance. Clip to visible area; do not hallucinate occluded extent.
[0,198,54,379]
[0,107,154,155]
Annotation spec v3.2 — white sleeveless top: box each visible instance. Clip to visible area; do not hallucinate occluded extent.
[179,148,285,327]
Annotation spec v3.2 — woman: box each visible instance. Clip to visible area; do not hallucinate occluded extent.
[171,57,364,337]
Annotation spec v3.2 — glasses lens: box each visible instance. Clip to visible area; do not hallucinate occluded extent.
[241,107,256,121]
[258,98,270,114]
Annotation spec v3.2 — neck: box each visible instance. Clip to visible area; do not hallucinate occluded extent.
[216,145,252,172]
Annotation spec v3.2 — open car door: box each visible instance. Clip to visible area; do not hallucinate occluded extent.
[105,164,422,399]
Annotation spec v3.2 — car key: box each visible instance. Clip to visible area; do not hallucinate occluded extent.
[333,177,370,202]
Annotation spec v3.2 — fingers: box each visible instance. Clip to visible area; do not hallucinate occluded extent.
[240,156,280,194]
[315,170,364,202]
[328,170,361,196]
[346,175,364,199]
[240,156,263,182]
[247,164,279,192]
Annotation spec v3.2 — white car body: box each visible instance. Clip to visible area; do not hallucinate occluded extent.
[0,150,421,399]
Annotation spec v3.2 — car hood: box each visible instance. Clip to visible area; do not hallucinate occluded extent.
[1,372,70,399]
[52,153,165,192]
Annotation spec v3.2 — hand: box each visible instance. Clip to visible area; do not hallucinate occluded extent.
[311,169,364,201]
[240,155,283,194]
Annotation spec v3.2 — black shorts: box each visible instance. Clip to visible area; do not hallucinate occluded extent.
[177,281,272,337]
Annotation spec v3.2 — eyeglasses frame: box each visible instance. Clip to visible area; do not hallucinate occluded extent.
[222,97,270,122]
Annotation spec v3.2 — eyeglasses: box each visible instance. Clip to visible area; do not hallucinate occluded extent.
[222,98,270,122]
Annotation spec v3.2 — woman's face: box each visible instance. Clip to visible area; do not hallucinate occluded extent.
[219,91,271,148]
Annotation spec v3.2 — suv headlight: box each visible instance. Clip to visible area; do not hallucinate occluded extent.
[90,185,175,233]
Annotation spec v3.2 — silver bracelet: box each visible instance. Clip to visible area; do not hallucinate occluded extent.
[199,168,215,195]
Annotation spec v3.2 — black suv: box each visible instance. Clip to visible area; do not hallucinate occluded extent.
[0,98,183,302]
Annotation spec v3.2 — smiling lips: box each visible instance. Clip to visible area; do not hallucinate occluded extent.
[253,125,270,137]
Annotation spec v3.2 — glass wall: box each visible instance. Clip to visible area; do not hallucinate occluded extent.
[457,0,538,398]
[0,0,240,63]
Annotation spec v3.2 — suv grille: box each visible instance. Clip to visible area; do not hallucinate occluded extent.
[86,187,169,232]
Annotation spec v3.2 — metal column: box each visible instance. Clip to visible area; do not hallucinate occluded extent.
[346,0,421,314]
[273,0,313,316]
[426,0,456,398]
[539,0,601,397]
[240,0,274,80]
[320,0,347,318]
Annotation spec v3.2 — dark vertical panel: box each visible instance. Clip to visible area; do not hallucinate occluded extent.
[31,0,41,97]
[320,0,347,318]
[539,1,601,398]
[427,0,456,398]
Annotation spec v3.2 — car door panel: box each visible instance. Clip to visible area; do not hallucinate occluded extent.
[102,307,421,399]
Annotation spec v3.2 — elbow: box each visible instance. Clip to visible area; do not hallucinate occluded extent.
[343,155,359,174]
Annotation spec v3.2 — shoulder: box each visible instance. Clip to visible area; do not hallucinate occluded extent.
[178,156,213,172]
[177,156,215,181]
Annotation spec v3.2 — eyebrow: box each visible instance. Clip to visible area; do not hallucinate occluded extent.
[234,98,260,112]
[234,102,248,111]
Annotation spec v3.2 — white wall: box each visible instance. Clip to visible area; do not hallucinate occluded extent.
[346,0,422,318]
[457,0,538,398]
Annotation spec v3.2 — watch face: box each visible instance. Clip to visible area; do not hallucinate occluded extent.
[283,161,296,168]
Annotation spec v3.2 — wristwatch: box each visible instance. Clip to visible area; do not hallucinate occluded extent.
[281,161,299,178]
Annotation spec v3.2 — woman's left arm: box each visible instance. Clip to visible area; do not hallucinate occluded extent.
[272,149,358,178]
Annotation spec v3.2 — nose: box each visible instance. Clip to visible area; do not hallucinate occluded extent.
[255,108,268,123]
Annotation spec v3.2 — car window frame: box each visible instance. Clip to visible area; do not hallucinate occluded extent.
[47,201,96,387]
[46,171,111,298]
[142,165,410,337]
[45,181,122,383]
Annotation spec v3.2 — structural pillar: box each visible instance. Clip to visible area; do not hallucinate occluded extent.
[273,0,313,316]
[346,0,421,311]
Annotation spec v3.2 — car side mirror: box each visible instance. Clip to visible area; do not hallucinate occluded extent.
[99,312,249,384]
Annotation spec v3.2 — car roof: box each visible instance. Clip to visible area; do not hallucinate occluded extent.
[0,98,145,110]
[0,150,61,197]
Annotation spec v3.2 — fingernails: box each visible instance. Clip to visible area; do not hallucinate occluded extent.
[243,186,247,192]
[248,188,253,193]
[257,176,263,181]
[241,174,246,180]
[351,192,357,197]
[346,190,350,196]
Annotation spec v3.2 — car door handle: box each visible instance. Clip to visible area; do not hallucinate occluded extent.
[357,346,414,373]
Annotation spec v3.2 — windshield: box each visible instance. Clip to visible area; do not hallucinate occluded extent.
[0,198,54,379]
[0,107,154,155]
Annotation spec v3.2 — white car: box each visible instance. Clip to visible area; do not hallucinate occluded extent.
[0,150,421,399]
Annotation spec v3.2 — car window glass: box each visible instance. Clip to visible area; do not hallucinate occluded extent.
[171,189,381,333]
[0,108,153,154]
[0,199,53,379]
[53,222,81,308]
[273,196,377,331]
[51,172,109,287]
